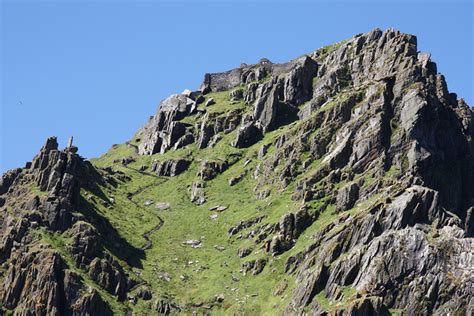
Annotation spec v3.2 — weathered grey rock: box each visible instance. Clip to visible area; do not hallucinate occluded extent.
[252,56,318,132]
[138,94,194,155]
[214,293,225,303]
[205,98,215,107]
[269,209,313,255]
[136,286,153,301]
[174,133,195,150]
[67,221,101,268]
[198,160,228,181]
[237,247,252,258]
[154,299,181,314]
[232,122,263,148]
[153,159,190,177]
[190,181,206,205]
[242,258,267,275]
[2,248,112,315]
[228,172,245,186]
[27,137,83,231]
[228,216,265,236]
[273,280,288,296]
[155,202,171,210]
[209,205,228,212]
[229,88,244,101]
[335,182,359,212]
[88,255,129,301]
[0,168,21,195]
[258,144,269,159]
[465,207,474,237]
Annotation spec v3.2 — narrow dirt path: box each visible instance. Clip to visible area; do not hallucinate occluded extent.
[125,177,170,251]
[141,217,164,250]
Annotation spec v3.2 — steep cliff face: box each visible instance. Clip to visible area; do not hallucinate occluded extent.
[0,138,136,315]
[1,28,473,315]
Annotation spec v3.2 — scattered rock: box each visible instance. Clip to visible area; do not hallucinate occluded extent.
[205,98,215,106]
[214,293,225,303]
[237,247,252,258]
[157,272,171,282]
[136,286,153,300]
[273,280,288,296]
[230,89,244,101]
[190,181,206,205]
[228,174,244,186]
[209,205,228,212]
[155,202,171,210]
[242,258,267,275]
[228,216,265,235]
[214,245,225,251]
[183,240,202,248]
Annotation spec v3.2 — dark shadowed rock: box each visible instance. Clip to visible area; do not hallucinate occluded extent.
[233,122,263,148]
[335,182,359,212]
[153,159,190,177]
[198,160,228,181]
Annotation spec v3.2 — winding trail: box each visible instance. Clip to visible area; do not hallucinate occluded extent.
[141,217,164,250]
[124,174,170,251]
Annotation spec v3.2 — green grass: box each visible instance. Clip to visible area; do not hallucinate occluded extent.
[44,74,405,314]
[85,101,351,314]
[201,90,248,114]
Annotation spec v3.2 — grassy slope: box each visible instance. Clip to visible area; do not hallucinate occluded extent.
[85,84,382,314]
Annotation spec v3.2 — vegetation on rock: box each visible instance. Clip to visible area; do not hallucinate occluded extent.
[1,28,473,315]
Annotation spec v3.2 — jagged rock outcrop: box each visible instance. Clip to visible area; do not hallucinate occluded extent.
[27,137,82,231]
[138,93,197,155]
[2,247,112,316]
[335,182,359,212]
[0,138,134,314]
[190,181,206,205]
[197,110,243,149]
[267,209,314,255]
[67,221,101,268]
[137,54,318,154]
[152,159,190,177]
[232,122,263,148]
[197,160,228,181]
[2,28,473,315]
[89,256,129,301]
[0,168,21,195]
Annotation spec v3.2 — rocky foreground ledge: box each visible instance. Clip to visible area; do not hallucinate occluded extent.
[1,28,473,315]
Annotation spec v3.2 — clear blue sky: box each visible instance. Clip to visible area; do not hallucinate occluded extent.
[1,0,472,173]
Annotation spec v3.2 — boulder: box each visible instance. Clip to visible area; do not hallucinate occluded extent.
[232,122,263,148]
[198,160,228,181]
[205,98,216,107]
[230,88,244,101]
[335,182,359,212]
[190,181,206,205]
[153,159,190,177]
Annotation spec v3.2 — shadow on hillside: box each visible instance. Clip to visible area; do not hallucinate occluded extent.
[77,162,146,268]
[77,195,146,269]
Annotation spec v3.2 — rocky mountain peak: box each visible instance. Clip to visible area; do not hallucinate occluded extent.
[1,29,473,315]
